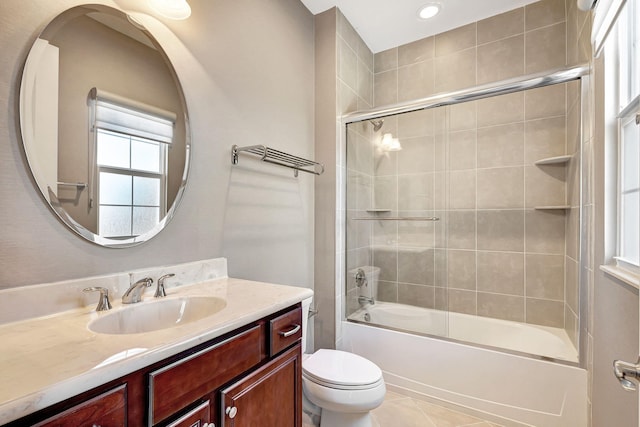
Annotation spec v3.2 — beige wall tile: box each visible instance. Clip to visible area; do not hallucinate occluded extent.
[397,136,435,174]
[477,292,525,322]
[398,248,435,285]
[398,109,435,138]
[526,254,565,300]
[434,48,476,93]
[398,211,436,247]
[477,210,525,251]
[525,0,566,31]
[339,38,358,91]
[339,80,358,114]
[398,36,435,66]
[449,170,476,209]
[374,47,398,73]
[525,83,567,120]
[525,209,566,254]
[374,149,397,177]
[374,247,398,282]
[477,123,525,168]
[477,8,525,44]
[525,165,566,207]
[356,36,374,72]
[566,256,579,312]
[566,206,580,260]
[374,175,397,209]
[449,101,477,131]
[526,298,565,327]
[374,69,397,106]
[398,283,435,308]
[358,59,373,106]
[377,280,398,302]
[449,130,477,170]
[564,305,578,346]
[435,23,477,56]
[448,249,476,290]
[398,60,435,101]
[477,34,525,84]
[447,210,477,249]
[337,9,360,51]
[477,91,524,127]
[477,251,525,296]
[525,23,567,73]
[525,117,567,163]
[398,173,434,210]
[447,289,477,315]
[477,167,524,209]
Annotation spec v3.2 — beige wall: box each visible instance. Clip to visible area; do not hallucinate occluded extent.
[0,0,315,292]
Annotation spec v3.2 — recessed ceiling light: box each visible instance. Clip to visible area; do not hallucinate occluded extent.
[418,3,441,20]
[147,0,192,20]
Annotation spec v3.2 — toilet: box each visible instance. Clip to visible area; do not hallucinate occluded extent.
[301,297,385,427]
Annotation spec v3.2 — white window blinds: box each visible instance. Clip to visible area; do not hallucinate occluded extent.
[89,87,176,144]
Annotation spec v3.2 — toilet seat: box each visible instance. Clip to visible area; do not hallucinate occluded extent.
[303,349,383,390]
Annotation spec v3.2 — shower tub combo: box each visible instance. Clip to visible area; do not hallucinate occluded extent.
[340,65,589,427]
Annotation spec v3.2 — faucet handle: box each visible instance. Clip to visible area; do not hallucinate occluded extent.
[155,273,175,298]
[83,287,112,311]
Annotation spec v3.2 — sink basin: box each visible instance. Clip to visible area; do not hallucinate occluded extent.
[88,296,227,334]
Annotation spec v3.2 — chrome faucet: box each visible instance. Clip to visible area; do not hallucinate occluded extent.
[122,277,153,304]
[154,273,175,298]
[358,295,375,306]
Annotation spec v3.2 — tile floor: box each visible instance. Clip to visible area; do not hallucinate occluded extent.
[303,391,503,427]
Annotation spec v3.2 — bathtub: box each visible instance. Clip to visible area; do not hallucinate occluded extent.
[340,302,587,427]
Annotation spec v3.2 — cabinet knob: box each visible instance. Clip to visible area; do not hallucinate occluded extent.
[225,406,238,418]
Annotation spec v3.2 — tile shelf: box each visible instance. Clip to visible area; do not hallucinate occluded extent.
[534,155,573,165]
[366,209,392,213]
[534,205,571,210]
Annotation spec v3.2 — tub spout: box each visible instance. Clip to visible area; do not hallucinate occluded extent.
[358,296,375,306]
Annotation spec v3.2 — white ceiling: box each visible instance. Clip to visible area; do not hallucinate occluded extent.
[299,0,541,53]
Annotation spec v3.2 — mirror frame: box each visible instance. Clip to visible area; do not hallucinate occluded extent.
[19,4,191,248]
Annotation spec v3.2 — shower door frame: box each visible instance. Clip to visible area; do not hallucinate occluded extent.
[339,64,591,368]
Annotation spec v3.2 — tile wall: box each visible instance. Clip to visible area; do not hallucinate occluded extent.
[345,0,588,333]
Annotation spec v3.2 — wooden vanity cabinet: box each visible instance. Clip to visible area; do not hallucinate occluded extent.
[3,303,302,427]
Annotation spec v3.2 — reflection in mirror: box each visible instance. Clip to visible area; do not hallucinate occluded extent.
[20,4,190,247]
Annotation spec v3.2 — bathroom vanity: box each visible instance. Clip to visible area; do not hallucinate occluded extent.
[0,259,312,427]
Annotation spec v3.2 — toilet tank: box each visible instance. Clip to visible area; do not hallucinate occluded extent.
[301,297,313,354]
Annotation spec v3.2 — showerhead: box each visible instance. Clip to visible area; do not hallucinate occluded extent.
[369,119,384,132]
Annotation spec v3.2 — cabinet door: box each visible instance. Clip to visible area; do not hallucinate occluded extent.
[34,384,127,427]
[220,344,301,427]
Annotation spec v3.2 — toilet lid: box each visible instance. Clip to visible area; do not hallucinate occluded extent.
[303,349,382,387]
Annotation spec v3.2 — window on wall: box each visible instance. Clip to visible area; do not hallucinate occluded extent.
[607,0,640,275]
[90,92,174,239]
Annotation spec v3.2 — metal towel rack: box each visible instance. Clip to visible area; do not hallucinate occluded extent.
[57,181,87,189]
[231,145,324,177]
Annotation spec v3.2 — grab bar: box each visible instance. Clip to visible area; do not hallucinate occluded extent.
[351,216,440,221]
[57,181,87,189]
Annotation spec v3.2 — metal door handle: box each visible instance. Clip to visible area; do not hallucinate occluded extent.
[614,357,640,391]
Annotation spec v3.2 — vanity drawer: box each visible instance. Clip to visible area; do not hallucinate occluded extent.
[149,325,265,426]
[269,306,302,356]
[34,384,126,427]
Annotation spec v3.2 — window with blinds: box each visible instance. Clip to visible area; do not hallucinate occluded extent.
[90,90,175,239]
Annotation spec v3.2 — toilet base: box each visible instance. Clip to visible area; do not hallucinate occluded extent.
[320,409,373,427]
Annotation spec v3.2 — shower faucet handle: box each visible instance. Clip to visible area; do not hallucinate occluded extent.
[355,268,368,288]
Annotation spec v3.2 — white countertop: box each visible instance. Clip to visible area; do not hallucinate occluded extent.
[0,277,313,425]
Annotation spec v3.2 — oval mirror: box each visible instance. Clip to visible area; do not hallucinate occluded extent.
[19,4,190,248]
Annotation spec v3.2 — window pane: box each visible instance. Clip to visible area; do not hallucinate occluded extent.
[99,206,132,237]
[100,172,132,205]
[97,130,130,168]
[622,118,639,192]
[133,207,159,235]
[131,138,161,173]
[133,176,160,206]
[621,191,640,264]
